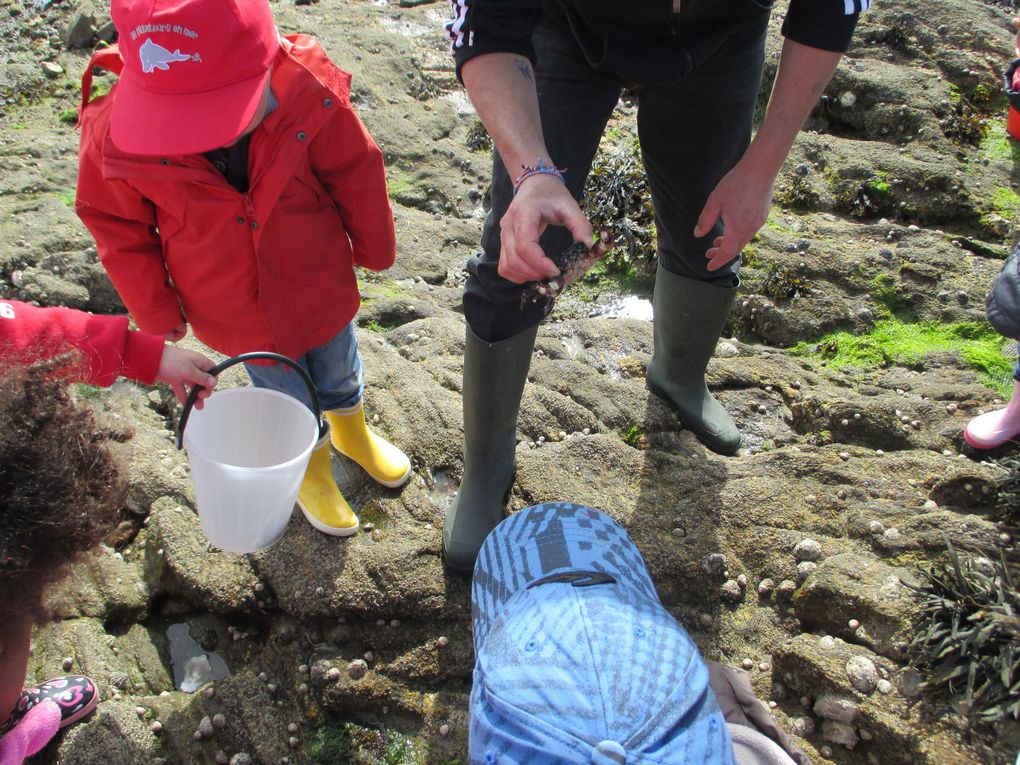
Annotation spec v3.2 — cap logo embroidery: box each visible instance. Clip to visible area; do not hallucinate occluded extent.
[138,38,201,74]
[526,570,616,589]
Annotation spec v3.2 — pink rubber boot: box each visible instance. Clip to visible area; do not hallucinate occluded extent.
[964,382,1020,448]
[0,698,61,765]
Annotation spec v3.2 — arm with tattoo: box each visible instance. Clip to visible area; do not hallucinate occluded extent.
[461,53,594,283]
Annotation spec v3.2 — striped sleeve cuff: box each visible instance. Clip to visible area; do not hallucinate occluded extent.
[783,1,867,53]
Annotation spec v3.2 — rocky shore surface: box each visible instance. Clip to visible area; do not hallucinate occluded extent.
[1,0,1019,763]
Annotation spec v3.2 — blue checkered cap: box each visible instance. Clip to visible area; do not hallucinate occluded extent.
[471,502,734,764]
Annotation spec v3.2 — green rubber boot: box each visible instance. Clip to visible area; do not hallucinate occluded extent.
[442,324,537,573]
[646,264,742,455]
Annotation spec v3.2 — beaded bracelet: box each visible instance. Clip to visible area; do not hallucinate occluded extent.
[513,158,566,196]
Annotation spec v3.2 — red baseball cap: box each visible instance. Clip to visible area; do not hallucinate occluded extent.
[110,0,280,155]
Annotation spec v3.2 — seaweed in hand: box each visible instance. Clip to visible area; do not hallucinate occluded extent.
[520,231,614,316]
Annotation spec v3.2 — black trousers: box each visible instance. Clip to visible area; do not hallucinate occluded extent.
[463,2,770,342]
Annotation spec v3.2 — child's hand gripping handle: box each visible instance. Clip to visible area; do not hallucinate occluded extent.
[176,352,327,449]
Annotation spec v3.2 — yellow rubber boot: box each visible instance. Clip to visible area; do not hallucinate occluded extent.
[326,401,411,488]
[297,432,360,536]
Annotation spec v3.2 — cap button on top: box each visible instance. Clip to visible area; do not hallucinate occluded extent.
[322,98,333,108]
[591,740,626,765]
[296,131,306,141]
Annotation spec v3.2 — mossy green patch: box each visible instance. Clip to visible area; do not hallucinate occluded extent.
[869,273,912,319]
[90,81,112,100]
[741,241,761,269]
[864,173,891,199]
[621,423,644,447]
[764,217,796,237]
[792,319,1013,396]
[829,169,897,218]
[72,383,106,400]
[360,279,410,301]
[310,723,360,763]
[385,168,415,202]
[309,721,423,765]
[979,121,1020,164]
[989,185,1020,218]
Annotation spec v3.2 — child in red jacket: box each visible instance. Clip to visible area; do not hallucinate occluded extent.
[75,0,410,537]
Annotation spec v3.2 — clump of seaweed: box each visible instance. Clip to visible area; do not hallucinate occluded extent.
[405,59,442,101]
[941,100,989,146]
[760,262,811,300]
[876,21,916,54]
[582,138,655,276]
[904,540,1020,723]
[465,119,492,153]
[521,232,614,316]
[775,175,820,212]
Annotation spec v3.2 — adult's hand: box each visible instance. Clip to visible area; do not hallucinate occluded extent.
[696,38,843,273]
[461,52,595,284]
[1013,15,1020,57]
[497,174,594,284]
[695,160,774,272]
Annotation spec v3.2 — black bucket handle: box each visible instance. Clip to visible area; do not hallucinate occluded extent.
[176,351,327,450]
[1005,58,1020,98]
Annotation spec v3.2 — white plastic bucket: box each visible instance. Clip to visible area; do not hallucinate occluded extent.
[182,387,318,554]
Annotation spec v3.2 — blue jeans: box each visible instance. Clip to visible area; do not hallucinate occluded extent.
[1014,342,1020,382]
[244,323,364,413]
[462,3,769,342]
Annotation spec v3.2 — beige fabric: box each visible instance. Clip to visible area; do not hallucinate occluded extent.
[729,724,799,765]
[707,661,813,765]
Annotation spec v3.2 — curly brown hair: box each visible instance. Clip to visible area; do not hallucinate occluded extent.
[0,363,124,633]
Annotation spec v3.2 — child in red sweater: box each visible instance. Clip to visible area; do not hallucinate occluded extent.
[0,301,216,763]
[0,365,122,763]
[0,299,215,404]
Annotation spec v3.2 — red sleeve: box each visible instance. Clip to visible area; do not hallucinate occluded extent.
[307,70,396,272]
[75,103,186,335]
[0,300,164,386]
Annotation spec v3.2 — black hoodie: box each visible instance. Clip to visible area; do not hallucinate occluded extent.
[446,0,869,85]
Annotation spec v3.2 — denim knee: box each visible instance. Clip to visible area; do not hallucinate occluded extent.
[245,325,364,412]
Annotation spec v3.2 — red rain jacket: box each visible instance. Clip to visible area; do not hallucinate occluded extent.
[0,299,163,386]
[75,35,396,361]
